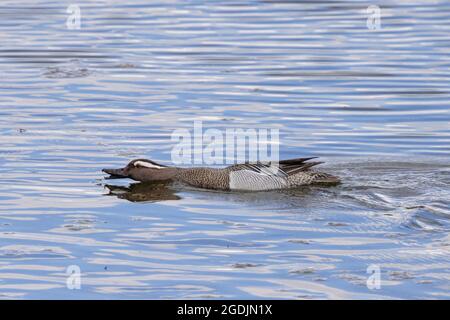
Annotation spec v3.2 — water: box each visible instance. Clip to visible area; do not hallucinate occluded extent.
[0,0,449,299]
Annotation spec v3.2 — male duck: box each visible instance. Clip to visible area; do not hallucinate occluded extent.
[102,157,340,191]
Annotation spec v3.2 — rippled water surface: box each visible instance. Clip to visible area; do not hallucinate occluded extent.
[0,0,450,299]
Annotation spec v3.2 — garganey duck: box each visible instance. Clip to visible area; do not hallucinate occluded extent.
[102,157,340,191]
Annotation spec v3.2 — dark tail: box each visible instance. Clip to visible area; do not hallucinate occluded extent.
[311,172,341,184]
[279,157,324,175]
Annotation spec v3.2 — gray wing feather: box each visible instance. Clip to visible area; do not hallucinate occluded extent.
[226,158,325,190]
[228,164,288,190]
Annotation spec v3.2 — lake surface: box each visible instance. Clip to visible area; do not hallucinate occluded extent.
[0,0,449,299]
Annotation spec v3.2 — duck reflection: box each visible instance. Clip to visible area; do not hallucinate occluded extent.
[104,182,181,202]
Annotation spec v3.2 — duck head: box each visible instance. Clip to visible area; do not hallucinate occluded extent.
[102,159,177,182]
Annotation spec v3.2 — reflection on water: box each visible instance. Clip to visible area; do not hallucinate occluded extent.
[0,0,449,299]
[104,182,181,202]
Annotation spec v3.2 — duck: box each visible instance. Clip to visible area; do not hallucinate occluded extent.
[102,157,340,191]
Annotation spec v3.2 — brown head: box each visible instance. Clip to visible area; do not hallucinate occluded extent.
[102,159,178,182]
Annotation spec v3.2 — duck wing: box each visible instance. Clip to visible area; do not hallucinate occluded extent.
[278,157,324,176]
[225,158,324,190]
[227,163,289,191]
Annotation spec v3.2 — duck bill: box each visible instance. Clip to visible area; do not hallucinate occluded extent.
[102,167,129,179]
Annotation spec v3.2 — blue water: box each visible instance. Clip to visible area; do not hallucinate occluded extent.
[0,0,449,299]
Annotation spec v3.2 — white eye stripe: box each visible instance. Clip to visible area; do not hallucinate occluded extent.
[134,161,164,169]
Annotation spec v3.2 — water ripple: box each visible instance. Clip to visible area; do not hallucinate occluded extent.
[0,0,449,299]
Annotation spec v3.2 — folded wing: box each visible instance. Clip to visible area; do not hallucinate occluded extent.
[227,158,323,190]
[278,157,324,176]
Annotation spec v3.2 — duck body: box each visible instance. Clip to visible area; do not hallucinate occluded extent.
[103,157,340,191]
